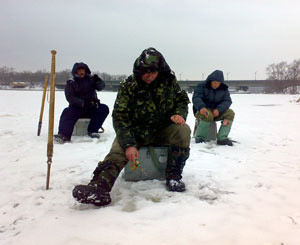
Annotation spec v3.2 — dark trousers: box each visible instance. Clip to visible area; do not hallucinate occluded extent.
[58,104,109,138]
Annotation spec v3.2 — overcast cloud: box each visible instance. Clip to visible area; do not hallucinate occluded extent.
[1,0,299,80]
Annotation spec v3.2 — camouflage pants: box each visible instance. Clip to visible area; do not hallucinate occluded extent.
[196,108,235,122]
[91,124,191,191]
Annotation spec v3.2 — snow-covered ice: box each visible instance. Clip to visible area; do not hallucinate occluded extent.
[1,90,300,245]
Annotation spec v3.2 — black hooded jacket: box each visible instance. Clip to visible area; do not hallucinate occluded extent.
[65,62,105,108]
[192,70,232,114]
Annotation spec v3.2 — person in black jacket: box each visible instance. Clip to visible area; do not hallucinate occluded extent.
[54,62,109,143]
[192,70,235,146]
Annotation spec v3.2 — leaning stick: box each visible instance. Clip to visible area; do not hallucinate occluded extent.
[37,76,49,136]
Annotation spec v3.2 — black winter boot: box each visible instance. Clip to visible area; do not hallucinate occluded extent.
[217,139,233,146]
[88,132,100,139]
[195,137,205,143]
[54,134,70,144]
[72,183,111,207]
[165,146,190,192]
[166,179,186,192]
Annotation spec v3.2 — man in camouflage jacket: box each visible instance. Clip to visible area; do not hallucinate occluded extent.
[73,48,191,206]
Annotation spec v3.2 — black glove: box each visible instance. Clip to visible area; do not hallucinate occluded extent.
[84,99,99,109]
[92,74,101,83]
[83,99,92,109]
[92,74,105,90]
[94,99,100,108]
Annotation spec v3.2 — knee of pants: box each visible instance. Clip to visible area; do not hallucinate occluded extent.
[62,106,78,114]
[103,138,128,165]
[104,151,128,165]
[224,109,235,121]
[98,104,109,116]
[60,107,81,120]
[169,124,191,147]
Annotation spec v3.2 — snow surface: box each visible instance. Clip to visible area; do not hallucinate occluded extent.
[1,90,300,245]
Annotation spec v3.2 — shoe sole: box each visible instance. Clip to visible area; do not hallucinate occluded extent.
[217,142,233,146]
[167,187,186,192]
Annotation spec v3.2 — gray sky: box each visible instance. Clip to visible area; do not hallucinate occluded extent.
[1,0,300,80]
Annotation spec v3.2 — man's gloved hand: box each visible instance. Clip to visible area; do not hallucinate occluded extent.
[83,99,93,109]
[84,99,100,109]
[92,74,105,90]
[92,74,101,83]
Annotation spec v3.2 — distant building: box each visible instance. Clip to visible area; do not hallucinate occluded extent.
[10,82,29,88]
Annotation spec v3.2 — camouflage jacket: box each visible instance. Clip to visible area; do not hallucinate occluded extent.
[112,73,190,149]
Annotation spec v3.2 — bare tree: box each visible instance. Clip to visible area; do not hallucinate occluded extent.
[287,59,300,94]
[265,60,300,93]
[266,62,289,80]
[0,66,16,85]
[0,66,127,89]
[288,59,300,79]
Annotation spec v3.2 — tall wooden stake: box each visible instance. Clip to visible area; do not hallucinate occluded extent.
[46,50,56,190]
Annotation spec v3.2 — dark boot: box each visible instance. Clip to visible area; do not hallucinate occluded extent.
[195,137,205,143]
[165,147,190,192]
[89,161,120,191]
[217,138,233,146]
[54,134,70,144]
[73,161,120,206]
[72,183,111,206]
[88,132,100,139]
[166,179,186,192]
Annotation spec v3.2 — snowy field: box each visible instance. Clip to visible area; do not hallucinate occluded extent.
[1,90,300,245]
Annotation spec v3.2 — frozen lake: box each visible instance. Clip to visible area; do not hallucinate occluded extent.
[0,90,300,245]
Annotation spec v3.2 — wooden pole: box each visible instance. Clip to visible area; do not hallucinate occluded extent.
[46,50,56,190]
[37,76,49,136]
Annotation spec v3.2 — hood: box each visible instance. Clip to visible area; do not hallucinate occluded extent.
[71,62,91,77]
[133,47,171,76]
[205,70,225,84]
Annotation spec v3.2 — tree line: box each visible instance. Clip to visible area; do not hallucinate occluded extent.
[1,60,300,93]
[0,66,127,88]
[265,59,300,93]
